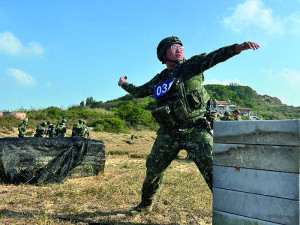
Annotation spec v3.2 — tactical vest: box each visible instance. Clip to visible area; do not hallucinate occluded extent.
[151,63,210,128]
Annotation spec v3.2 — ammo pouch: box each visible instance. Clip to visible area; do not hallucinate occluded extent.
[187,90,203,109]
[173,99,190,122]
[151,105,176,126]
[152,78,193,127]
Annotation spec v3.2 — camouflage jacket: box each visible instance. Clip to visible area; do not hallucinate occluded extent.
[56,123,67,137]
[46,124,56,137]
[18,123,27,137]
[73,124,89,137]
[220,116,234,121]
[34,125,46,137]
[122,44,239,119]
[234,116,242,121]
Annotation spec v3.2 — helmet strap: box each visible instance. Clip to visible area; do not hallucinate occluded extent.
[164,57,185,64]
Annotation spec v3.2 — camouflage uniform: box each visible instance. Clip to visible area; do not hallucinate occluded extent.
[233,110,242,121]
[72,119,89,137]
[83,120,90,138]
[72,123,80,137]
[18,119,28,138]
[233,116,242,121]
[46,121,56,137]
[121,38,240,210]
[34,122,47,137]
[220,117,233,121]
[56,119,67,137]
[220,111,233,121]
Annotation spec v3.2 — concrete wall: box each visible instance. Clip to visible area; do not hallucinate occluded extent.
[212,120,300,225]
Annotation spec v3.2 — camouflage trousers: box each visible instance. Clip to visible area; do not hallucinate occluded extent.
[141,126,213,202]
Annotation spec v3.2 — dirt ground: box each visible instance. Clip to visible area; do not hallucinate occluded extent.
[0,128,212,225]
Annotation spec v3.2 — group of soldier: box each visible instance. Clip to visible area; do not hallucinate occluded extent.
[18,118,89,138]
[220,109,242,121]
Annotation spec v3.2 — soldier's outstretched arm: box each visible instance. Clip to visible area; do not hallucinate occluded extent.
[234,41,260,54]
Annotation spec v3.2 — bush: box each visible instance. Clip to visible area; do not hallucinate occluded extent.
[116,102,157,129]
[0,116,22,130]
[92,118,125,132]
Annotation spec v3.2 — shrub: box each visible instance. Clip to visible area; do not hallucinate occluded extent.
[92,118,124,132]
[0,116,22,130]
[116,102,158,129]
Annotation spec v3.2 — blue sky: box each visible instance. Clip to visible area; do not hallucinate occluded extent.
[0,0,299,111]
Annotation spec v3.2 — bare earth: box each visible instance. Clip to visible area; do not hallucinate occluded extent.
[0,128,212,225]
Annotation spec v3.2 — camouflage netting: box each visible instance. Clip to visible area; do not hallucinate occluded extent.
[0,137,105,185]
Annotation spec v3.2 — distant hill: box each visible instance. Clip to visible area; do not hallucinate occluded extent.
[89,84,299,120]
[204,84,300,120]
[3,84,297,133]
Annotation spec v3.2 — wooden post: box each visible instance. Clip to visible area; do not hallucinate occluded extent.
[212,120,299,225]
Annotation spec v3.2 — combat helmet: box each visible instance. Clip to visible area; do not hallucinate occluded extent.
[62,119,67,123]
[23,118,28,124]
[41,121,47,126]
[233,109,240,114]
[47,121,52,125]
[157,36,182,63]
[224,111,231,116]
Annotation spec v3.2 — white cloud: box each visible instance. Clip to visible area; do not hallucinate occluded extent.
[222,0,284,35]
[284,11,300,34]
[203,78,242,85]
[280,68,300,86]
[8,68,37,86]
[0,31,44,56]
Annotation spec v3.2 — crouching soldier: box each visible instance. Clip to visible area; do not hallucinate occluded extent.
[233,109,242,121]
[56,119,67,137]
[34,121,47,137]
[221,111,233,121]
[46,121,56,137]
[18,118,28,138]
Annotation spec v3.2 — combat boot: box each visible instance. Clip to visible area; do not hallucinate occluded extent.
[130,198,153,215]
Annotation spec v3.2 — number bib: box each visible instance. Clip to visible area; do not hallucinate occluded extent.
[154,79,174,99]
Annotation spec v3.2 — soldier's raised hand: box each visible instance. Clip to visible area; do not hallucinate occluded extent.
[118,76,127,86]
[235,41,260,53]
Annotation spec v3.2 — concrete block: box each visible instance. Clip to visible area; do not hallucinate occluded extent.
[213,143,300,173]
[213,210,279,225]
[213,188,299,225]
[213,165,299,200]
[213,120,300,146]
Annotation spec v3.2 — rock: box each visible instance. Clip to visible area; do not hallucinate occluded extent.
[0,137,105,185]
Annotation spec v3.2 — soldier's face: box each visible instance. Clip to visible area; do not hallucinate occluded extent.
[164,43,184,62]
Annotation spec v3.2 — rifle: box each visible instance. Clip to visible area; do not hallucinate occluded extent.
[203,99,218,136]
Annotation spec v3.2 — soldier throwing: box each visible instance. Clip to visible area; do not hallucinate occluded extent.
[118,36,259,214]
[18,118,28,137]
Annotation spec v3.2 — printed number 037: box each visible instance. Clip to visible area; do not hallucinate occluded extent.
[156,83,168,96]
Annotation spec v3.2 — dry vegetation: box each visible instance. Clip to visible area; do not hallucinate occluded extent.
[0,128,212,225]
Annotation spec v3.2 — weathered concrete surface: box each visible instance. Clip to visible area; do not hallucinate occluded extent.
[213,165,299,200]
[213,188,299,225]
[212,119,300,225]
[214,120,300,146]
[0,137,105,185]
[213,211,279,225]
[213,143,299,173]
